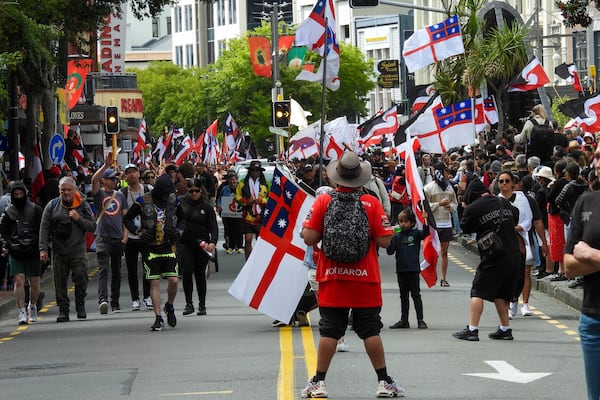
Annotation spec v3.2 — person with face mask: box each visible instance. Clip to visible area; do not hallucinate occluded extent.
[123,174,181,331]
[0,182,43,325]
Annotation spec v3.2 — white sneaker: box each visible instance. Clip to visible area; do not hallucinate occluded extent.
[18,308,28,325]
[28,304,38,322]
[376,379,405,398]
[336,338,349,352]
[301,380,327,398]
[132,300,141,311]
[521,303,532,316]
[508,302,518,319]
[99,301,108,315]
[143,297,153,310]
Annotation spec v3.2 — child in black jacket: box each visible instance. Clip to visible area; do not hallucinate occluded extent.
[386,208,429,329]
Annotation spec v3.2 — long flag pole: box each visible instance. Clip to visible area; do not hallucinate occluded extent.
[318,17,328,187]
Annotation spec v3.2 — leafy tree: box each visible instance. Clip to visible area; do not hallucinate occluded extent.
[551,95,573,128]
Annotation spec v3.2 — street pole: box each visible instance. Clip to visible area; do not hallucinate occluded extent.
[271,3,283,156]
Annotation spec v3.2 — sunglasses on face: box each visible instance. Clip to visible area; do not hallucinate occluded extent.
[498,179,512,184]
[188,189,201,194]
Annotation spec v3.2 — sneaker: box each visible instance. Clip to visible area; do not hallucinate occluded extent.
[132,300,141,311]
[417,320,428,329]
[521,304,532,316]
[376,378,405,398]
[164,302,176,327]
[99,301,108,315]
[150,316,164,331]
[237,248,244,254]
[143,297,153,310]
[452,326,479,341]
[18,308,28,325]
[488,327,514,340]
[296,310,309,326]
[301,380,327,398]
[183,303,195,316]
[56,310,70,323]
[226,248,233,254]
[508,302,517,319]
[336,338,349,352]
[389,320,410,329]
[76,303,87,319]
[111,303,122,313]
[568,279,584,289]
[272,320,287,327]
[197,305,207,316]
[36,291,45,310]
[550,273,568,281]
[28,304,38,323]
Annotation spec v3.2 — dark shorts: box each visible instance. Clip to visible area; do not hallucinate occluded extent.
[143,249,179,280]
[242,222,260,235]
[318,307,383,340]
[437,227,454,242]
[9,255,42,277]
[471,254,520,302]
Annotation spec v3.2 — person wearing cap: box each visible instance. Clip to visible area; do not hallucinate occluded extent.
[123,174,181,331]
[0,182,43,325]
[424,162,458,287]
[453,179,520,341]
[91,152,129,315]
[39,177,96,322]
[301,152,404,398]
[121,163,153,311]
[235,160,269,260]
[297,164,321,196]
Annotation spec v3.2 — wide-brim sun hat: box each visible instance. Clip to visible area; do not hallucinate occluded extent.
[327,152,372,188]
[533,166,555,181]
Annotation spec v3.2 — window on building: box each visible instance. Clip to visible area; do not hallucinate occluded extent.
[218,40,227,58]
[217,0,226,26]
[574,33,588,73]
[152,17,159,38]
[185,5,193,31]
[228,0,237,24]
[175,46,183,66]
[166,17,172,35]
[174,6,182,33]
[186,44,194,67]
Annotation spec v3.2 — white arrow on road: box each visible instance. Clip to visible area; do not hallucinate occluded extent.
[464,360,552,384]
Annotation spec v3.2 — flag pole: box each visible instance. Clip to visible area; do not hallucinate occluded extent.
[318,17,328,187]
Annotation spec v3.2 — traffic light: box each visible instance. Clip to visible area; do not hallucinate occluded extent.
[272,101,291,128]
[105,106,120,133]
[350,0,379,7]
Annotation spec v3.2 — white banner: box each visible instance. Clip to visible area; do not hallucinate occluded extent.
[220,195,242,218]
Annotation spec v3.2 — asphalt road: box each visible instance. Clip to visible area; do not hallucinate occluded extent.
[0,241,586,400]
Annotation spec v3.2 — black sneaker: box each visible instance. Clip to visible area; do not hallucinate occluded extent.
[197,305,207,316]
[182,303,195,316]
[56,310,70,323]
[164,302,177,327]
[389,320,410,329]
[417,320,428,329]
[76,303,87,319]
[452,326,479,341]
[488,327,513,340]
[111,303,121,313]
[150,316,164,331]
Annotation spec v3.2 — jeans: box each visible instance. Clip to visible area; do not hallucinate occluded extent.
[397,271,424,321]
[580,313,600,400]
[53,252,88,312]
[96,236,124,304]
[124,239,150,301]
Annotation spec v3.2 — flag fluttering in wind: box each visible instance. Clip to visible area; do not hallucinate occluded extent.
[358,105,399,148]
[402,137,439,287]
[65,59,93,110]
[228,166,315,322]
[555,62,583,93]
[202,119,220,165]
[288,121,321,161]
[224,113,240,160]
[290,98,312,130]
[402,15,465,73]
[133,118,148,162]
[248,36,272,77]
[72,123,85,165]
[173,135,194,165]
[294,0,340,90]
[507,57,550,92]
[29,137,45,203]
[558,94,600,133]
[483,95,499,125]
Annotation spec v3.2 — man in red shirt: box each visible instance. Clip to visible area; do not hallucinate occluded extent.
[301,152,404,398]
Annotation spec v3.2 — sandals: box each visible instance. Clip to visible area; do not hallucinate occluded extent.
[440,280,450,287]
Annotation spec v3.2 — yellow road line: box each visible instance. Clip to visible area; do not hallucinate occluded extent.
[278,326,295,400]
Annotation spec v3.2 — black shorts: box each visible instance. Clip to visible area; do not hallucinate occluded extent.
[318,307,383,340]
[143,249,179,280]
[471,253,520,302]
[242,222,260,235]
[437,227,454,242]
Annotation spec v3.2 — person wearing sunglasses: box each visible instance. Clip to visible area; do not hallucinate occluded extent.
[91,152,129,315]
[142,170,156,186]
[175,179,218,316]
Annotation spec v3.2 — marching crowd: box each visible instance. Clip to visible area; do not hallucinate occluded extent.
[0,105,600,397]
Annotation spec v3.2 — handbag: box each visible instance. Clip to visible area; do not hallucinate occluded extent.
[477,198,505,258]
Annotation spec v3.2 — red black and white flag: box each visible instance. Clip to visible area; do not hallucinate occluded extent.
[358,105,398,148]
[555,62,583,93]
[558,94,600,132]
[507,57,550,92]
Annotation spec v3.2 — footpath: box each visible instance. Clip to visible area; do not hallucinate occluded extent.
[0,240,584,319]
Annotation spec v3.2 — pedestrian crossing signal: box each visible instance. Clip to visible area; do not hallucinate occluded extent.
[272,101,291,128]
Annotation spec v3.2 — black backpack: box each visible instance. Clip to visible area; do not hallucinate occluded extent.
[321,191,370,263]
[527,119,554,162]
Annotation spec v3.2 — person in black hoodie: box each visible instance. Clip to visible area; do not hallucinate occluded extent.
[124,174,180,332]
[176,179,218,317]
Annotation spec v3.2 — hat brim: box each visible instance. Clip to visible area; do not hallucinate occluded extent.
[533,173,555,181]
[327,159,372,188]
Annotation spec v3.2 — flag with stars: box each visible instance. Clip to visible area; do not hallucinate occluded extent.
[228,166,315,323]
[402,15,465,73]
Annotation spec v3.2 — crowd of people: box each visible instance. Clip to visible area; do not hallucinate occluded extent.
[1,104,600,397]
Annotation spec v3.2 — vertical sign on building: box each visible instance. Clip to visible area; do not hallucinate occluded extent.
[99,10,127,74]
